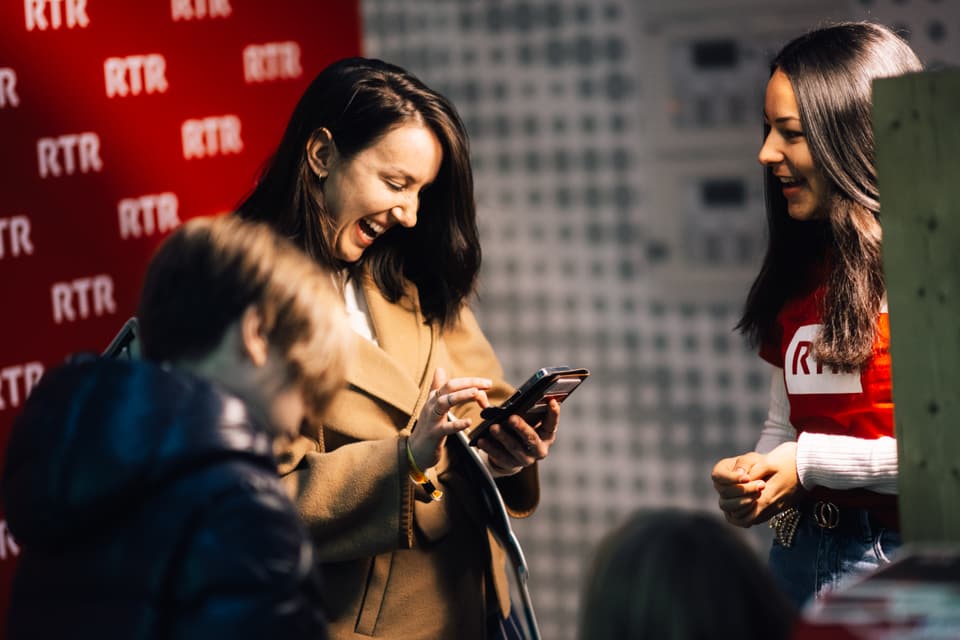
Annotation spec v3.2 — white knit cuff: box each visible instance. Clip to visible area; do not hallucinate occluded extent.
[796,432,899,494]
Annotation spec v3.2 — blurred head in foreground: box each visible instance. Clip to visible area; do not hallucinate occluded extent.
[138,214,352,441]
[579,509,796,640]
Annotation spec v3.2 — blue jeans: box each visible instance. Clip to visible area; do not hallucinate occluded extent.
[768,506,901,610]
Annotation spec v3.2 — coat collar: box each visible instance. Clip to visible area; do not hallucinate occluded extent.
[346,273,436,416]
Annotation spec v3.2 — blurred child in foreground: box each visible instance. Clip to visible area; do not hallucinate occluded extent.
[3,215,351,639]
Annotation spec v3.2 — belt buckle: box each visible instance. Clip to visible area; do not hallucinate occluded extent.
[814,501,840,529]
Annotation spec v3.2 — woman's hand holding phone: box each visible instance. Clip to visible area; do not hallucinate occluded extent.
[468,366,586,475]
[473,399,561,475]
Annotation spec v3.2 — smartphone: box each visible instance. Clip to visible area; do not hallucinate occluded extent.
[467,366,589,446]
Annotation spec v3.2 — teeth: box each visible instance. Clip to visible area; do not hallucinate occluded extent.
[778,176,799,185]
[359,219,385,239]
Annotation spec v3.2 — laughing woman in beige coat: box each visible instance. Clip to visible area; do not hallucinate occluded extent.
[237,58,560,640]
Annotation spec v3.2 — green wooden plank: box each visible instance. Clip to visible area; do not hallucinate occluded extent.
[873,71,960,543]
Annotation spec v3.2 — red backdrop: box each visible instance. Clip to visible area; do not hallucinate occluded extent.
[0,0,361,621]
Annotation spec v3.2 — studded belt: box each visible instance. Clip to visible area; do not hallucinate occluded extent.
[769,500,896,548]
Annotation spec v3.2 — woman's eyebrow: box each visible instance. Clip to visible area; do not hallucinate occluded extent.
[387,168,434,186]
[762,110,801,124]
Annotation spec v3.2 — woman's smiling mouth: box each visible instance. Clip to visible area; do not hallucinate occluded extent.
[357,218,386,244]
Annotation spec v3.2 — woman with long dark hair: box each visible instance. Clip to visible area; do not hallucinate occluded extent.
[238,57,559,639]
[711,23,922,607]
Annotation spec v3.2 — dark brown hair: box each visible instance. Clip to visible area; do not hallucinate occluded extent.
[738,22,922,370]
[237,57,480,327]
[137,215,351,419]
[578,509,795,640]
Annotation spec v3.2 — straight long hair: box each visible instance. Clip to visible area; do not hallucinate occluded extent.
[738,22,922,370]
[237,57,480,327]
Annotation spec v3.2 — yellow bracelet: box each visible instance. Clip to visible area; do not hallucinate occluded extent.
[406,438,443,501]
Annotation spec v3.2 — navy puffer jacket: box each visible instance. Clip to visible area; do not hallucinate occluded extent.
[2,356,327,639]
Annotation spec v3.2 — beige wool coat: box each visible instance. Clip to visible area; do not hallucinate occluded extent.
[277,274,539,639]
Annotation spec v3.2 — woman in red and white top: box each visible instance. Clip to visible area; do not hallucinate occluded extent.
[710,22,922,608]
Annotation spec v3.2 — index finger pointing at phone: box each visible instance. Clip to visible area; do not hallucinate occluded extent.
[442,377,494,393]
[475,388,491,409]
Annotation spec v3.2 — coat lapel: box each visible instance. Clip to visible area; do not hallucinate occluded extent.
[345,275,435,417]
